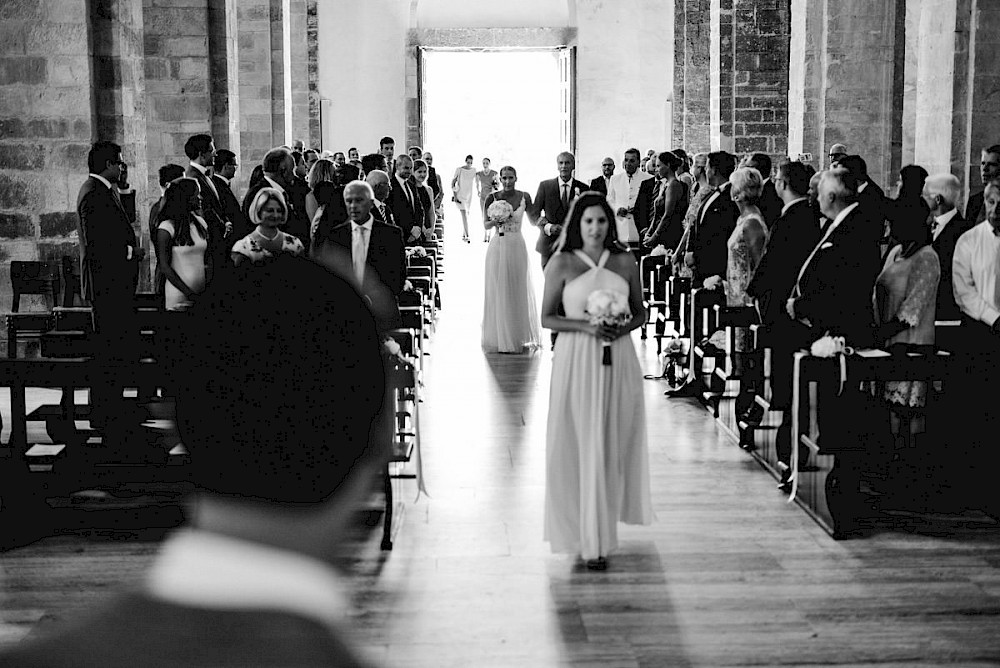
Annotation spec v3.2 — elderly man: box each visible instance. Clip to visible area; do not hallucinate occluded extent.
[953,181,1000,350]
[923,173,971,322]
[365,169,396,228]
[590,157,615,195]
[828,143,848,165]
[965,144,1000,224]
[319,180,405,332]
[606,148,653,245]
[529,151,588,268]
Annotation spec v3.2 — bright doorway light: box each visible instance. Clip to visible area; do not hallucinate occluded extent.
[422,50,563,226]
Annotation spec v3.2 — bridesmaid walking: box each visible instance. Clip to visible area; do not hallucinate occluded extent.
[540,192,653,570]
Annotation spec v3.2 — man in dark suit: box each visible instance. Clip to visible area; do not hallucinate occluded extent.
[242,147,311,251]
[387,155,425,246]
[0,254,385,667]
[924,173,972,322]
[212,149,252,253]
[589,157,615,195]
[964,144,1000,224]
[834,154,885,253]
[365,170,396,228]
[631,170,659,240]
[319,180,405,332]
[76,141,145,428]
[666,151,739,397]
[184,134,231,279]
[529,151,588,268]
[746,153,782,226]
[422,151,444,214]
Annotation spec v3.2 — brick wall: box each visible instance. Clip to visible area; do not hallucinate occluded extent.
[674,0,712,153]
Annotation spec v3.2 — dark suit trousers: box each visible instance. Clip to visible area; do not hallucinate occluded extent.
[90,287,138,424]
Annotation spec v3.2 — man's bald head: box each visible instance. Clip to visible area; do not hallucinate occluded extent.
[922,173,961,215]
[365,169,390,202]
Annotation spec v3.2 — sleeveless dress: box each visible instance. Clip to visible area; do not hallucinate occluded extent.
[544,249,653,561]
[453,167,476,212]
[708,211,767,352]
[157,218,208,311]
[482,193,541,353]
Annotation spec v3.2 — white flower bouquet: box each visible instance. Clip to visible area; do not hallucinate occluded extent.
[585,289,632,365]
[486,199,514,236]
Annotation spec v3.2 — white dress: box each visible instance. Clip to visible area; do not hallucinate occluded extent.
[544,249,653,560]
[157,218,207,311]
[482,193,541,353]
[453,167,476,212]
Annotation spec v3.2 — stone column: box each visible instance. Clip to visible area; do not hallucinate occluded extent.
[307,0,320,149]
[288,0,310,148]
[673,0,712,154]
[208,0,241,161]
[0,0,95,306]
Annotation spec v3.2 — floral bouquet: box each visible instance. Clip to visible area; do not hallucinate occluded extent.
[810,333,855,396]
[585,289,632,365]
[486,199,514,237]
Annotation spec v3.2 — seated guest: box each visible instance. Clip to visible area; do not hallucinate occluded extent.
[313,180,405,333]
[923,173,971,322]
[0,253,387,666]
[305,158,337,221]
[965,144,1000,224]
[953,182,1000,351]
[155,178,209,312]
[149,163,185,294]
[232,188,305,266]
[745,153,782,226]
[884,164,930,251]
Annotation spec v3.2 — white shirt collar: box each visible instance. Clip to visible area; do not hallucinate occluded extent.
[857,180,869,193]
[215,174,230,186]
[263,175,285,193]
[934,208,958,230]
[189,161,209,176]
[395,175,408,189]
[88,173,113,190]
[780,196,809,217]
[146,529,352,632]
[353,215,374,231]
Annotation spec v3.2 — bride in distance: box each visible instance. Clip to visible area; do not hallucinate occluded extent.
[481,165,542,353]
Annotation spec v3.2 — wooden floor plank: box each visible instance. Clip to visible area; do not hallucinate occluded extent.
[1,229,999,665]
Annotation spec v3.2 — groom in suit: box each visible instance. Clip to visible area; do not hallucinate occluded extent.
[530,151,588,268]
[0,254,386,667]
[316,180,405,333]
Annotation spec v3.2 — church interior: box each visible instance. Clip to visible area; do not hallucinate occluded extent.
[1,0,1000,666]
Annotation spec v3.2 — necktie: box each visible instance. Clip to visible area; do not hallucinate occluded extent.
[561,183,569,209]
[352,225,368,286]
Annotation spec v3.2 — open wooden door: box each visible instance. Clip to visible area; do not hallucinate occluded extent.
[558,46,576,155]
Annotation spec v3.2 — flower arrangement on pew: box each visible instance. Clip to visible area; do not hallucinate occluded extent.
[383,336,416,386]
[406,246,427,259]
[486,199,514,237]
[809,333,855,396]
[585,289,632,366]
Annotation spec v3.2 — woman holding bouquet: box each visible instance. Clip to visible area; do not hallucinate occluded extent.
[540,192,652,570]
[481,166,541,353]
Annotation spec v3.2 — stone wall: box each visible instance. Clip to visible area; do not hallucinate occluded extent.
[673,0,712,153]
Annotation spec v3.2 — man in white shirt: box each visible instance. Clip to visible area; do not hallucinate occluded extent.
[607,147,653,244]
[923,173,971,322]
[953,182,1000,350]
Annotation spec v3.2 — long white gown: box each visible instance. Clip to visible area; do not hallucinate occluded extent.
[481,193,541,353]
[544,249,653,560]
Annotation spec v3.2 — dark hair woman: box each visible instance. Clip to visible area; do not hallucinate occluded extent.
[155,177,208,311]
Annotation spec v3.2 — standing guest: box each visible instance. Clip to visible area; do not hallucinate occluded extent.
[671,152,710,278]
[76,141,145,428]
[451,155,477,242]
[964,144,1000,224]
[317,181,405,333]
[241,147,310,251]
[828,143,848,166]
[361,153,388,179]
[482,166,540,353]
[953,182,1000,350]
[231,188,305,266]
[529,151,588,269]
[212,149,251,253]
[642,151,689,253]
[305,158,338,222]
[407,145,423,163]
[348,147,360,161]
[607,148,653,248]
[184,134,231,280]
[290,138,304,153]
[674,149,696,192]
[746,153,782,226]
[291,151,309,180]
[873,200,940,435]
[303,148,319,171]
[155,178,208,311]
[247,164,265,192]
[379,136,395,173]
[923,173,971,322]
[476,157,501,241]
[808,169,825,225]
[365,170,396,228]
[590,157,615,196]
[423,151,444,215]
[149,164,185,294]
[885,165,930,249]
[541,193,652,571]
[412,159,437,241]
[388,155,425,246]
[331,151,346,167]
[835,154,886,252]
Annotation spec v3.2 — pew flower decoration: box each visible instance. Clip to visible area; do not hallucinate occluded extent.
[585,289,632,366]
[382,336,405,362]
[487,199,514,237]
[809,334,855,396]
[403,279,414,292]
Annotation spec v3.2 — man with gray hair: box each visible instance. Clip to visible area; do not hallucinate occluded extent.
[316,179,405,332]
[365,169,396,228]
[923,173,971,321]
